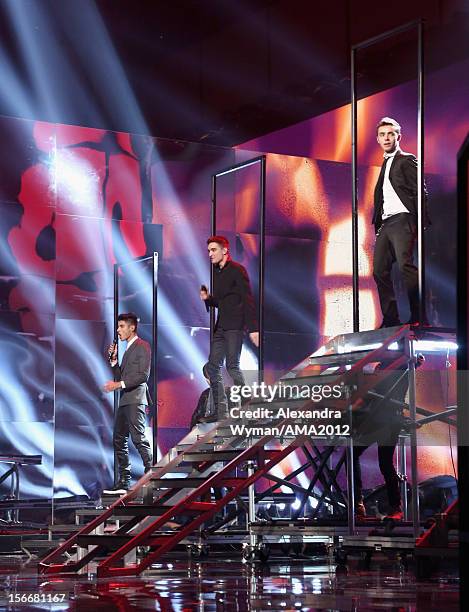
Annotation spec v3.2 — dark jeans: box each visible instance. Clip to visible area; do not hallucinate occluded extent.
[206,328,245,415]
[373,213,420,324]
[114,403,153,483]
[353,420,402,510]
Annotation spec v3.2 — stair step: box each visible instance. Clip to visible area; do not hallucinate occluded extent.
[150,476,246,490]
[110,505,175,517]
[76,533,174,549]
[21,539,65,549]
[214,427,237,436]
[74,509,132,523]
[182,450,242,462]
[150,477,207,488]
[156,466,194,474]
[115,501,217,516]
[101,492,144,502]
[277,372,344,386]
[48,525,81,533]
[180,448,280,463]
[75,509,106,517]
[307,349,403,367]
[175,443,216,452]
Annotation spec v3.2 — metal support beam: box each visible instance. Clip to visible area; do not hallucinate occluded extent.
[351,46,359,332]
[417,20,426,323]
[406,334,420,538]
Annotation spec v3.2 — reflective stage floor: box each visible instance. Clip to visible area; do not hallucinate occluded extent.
[0,555,459,611]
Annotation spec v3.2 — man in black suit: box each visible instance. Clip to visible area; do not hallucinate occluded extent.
[103,312,153,493]
[200,236,259,419]
[372,117,429,327]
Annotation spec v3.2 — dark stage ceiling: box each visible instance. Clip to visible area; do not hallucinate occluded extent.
[0,0,468,145]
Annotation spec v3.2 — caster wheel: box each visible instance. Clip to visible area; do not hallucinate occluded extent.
[243,544,270,563]
[188,544,209,559]
[257,543,270,563]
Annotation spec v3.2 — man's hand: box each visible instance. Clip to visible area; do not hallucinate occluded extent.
[249,332,259,347]
[108,342,117,361]
[103,380,121,393]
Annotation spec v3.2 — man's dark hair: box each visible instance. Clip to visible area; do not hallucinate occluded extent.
[207,235,229,250]
[117,312,139,331]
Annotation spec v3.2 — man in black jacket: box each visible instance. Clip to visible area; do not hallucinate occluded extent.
[102,312,153,494]
[372,117,429,327]
[200,236,259,419]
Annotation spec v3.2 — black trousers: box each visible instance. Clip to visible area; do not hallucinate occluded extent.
[353,419,402,510]
[114,403,153,483]
[373,213,419,324]
[206,328,245,415]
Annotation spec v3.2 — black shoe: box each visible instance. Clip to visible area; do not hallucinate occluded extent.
[102,482,130,495]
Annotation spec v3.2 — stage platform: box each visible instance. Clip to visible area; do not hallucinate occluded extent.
[0,325,457,583]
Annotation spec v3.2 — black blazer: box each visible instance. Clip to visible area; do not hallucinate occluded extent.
[372,150,430,232]
[204,260,258,332]
[112,337,152,407]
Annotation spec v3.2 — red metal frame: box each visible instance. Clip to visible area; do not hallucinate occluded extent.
[39,325,414,577]
[39,434,304,577]
[416,500,458,548]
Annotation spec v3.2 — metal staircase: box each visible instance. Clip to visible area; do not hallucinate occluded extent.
[38,323,456,576]
[38,426,304,577]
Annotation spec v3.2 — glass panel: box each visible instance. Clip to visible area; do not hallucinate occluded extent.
[355,28,419,330]
[116,254,157,466]
[215,161,262,376]
[0,115,56,525]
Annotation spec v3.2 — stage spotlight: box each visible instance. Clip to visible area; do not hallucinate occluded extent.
[309,496,318,508]
[291,498,301,510]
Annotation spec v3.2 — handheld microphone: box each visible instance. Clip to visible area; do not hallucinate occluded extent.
[201,285,209,312]
[108,338,118,362]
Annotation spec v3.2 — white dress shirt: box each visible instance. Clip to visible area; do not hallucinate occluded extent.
[382,149,410,219]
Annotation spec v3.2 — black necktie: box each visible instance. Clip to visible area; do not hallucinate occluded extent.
[377,158,388,192]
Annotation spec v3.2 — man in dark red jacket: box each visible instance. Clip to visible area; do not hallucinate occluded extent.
[372,117,430,327]
[200,236,259,419]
